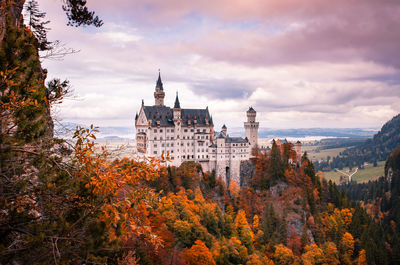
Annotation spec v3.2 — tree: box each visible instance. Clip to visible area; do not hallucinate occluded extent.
[357,249,368,265]
[182,240,215,265]
[62,0,103,27]
[24,0,51,50]
[273,244,296,265]
[234,209,254,253]
[340,232,355,265]
[269,140,285,182]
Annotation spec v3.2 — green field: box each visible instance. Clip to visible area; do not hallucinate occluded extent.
[322,161,385,184]
[306,147,348,161]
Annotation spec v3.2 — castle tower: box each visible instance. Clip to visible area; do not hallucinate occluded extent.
[173,92,182,164]
[295,141,302,161]
[154,72,165,106]
[221,124,227,137]
[244,107,259,150]
[173,92,181,121]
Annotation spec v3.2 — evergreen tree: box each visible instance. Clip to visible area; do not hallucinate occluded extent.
[268,140,285,182]
[24,0,51,51]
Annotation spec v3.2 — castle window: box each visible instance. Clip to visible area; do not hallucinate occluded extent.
[154,129,157,133]
[162,144,164,147]
[160,129,163,133]
[206,155,208,158]
[183,155,185,159]
[206,136,208,139]
[187,143,190,146]
[191,129,194,132]
[171,150,174,153]
[166,143,169,147]
[202,155,204,158]
[192,155,194,158]
[171,143,174,147]
[183,136,185,139]
[154,151,157,154]
[184,129,188,132]
[171,129,174,132]
[160,137,163,140]
[154,137,157,140]
[203,129,206,132]
[197,129,200,132]
[154,144,157,147]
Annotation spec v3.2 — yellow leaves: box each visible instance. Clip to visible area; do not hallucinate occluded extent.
[301,243,324,265]
[340,232,355,265]
[72,126,164,248]
[228,180,240,198]
[273,244,296,265]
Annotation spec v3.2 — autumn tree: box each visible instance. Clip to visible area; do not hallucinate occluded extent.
[340,232,355,265]
[234,210,254,253]
[182,240,215,265]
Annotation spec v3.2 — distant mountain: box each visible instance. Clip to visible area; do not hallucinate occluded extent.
[258,128,377,138]
[316,114,400,170]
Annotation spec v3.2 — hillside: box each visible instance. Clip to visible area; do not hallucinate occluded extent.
[338,146,400,264]
[315,114,400,171]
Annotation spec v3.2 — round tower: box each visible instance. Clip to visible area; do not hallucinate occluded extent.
[221,124,227,137]
[154,71,165,106]
[244,107,259,150]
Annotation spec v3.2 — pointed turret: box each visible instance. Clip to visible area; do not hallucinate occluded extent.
[156,71,163,90]
[221,124,227,137]
[174,91,181,109]
[154,71,165,106]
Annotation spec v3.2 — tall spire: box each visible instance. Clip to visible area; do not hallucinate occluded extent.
[174,91,181,109]
[154,70,165,106]
[156,70,163,90]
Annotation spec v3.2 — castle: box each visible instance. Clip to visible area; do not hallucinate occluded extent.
[135,73,259,185]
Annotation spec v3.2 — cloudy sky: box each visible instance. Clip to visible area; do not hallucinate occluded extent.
[38,0,400,131]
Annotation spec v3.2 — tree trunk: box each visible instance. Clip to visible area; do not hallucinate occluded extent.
[0,0,26,46]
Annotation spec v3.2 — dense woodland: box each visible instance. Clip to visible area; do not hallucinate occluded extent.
[1,1,400,264]
[314,114,400,171]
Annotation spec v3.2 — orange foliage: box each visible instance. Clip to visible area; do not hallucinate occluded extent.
[73,127,164,247]
[357,249,368,265]
[182,240,215,265]
[340,232,355,265]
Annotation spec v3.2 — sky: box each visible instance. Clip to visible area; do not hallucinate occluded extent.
[38,0,400,131]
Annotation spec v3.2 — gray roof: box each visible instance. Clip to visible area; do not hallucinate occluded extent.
[143,105,213,127]
[156,72,163,90]
[247,106,256,113]
[225,137,249,143]
[174,93,181,109]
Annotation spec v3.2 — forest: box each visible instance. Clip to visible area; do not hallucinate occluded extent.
[1,1,400,264]
[314,114,400,171]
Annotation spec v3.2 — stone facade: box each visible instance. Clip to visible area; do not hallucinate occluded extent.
[135,74,259,185]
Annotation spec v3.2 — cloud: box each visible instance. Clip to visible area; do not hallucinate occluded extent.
[37,0,400,130]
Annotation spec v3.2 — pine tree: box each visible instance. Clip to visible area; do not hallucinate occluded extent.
[24,0,51,51]
[269,140,285,182]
